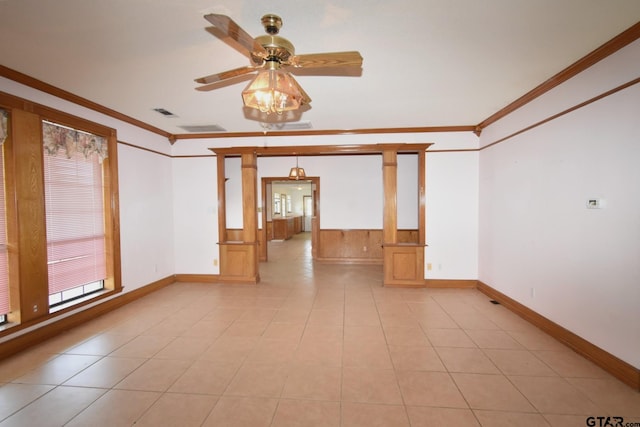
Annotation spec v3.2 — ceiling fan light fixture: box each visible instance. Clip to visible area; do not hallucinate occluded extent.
[242,61,311,114]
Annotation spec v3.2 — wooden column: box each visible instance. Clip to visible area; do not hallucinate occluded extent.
[216,154,227,243]
[382,150,398,245]
[218,151,260,284]
[382,147,425,287]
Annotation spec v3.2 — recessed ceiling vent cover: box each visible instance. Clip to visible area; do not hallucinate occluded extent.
[260,121,312,131]
[153,108,177,117]
[178,124,227,132]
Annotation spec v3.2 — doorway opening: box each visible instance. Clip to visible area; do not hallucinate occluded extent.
[260,176,319,263]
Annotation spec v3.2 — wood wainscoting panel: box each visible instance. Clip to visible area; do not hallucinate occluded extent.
[316,229,419,264]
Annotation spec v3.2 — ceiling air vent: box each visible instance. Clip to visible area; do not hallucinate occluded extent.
[260,121,312,131]
[153,108,177,117]
[178,124,227,133]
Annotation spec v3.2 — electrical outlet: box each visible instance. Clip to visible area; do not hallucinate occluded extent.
[427,263,432,271]
[33,304,38,313]
[213,259,218,267]
[530,288,535,298]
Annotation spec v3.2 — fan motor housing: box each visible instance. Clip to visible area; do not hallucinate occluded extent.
[253,35,295,64]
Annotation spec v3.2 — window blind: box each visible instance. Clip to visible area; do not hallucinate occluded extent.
[0,143,9,315]
[0,109,9,315]
[43,123,106,296]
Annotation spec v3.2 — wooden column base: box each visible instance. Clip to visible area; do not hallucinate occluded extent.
[383,244,425,287]
[219,242,260,284]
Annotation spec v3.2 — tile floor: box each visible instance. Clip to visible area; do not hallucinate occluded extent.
[0,233,638,426]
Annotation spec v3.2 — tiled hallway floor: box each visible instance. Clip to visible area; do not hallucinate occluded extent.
[0,233,638,426]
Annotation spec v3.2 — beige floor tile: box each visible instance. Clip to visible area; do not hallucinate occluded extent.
[179,319,231,339]
[220,321,269,338]
[224,363,289,397]
[0,383,55,420]
[63,356,146,388]
[114,358,191,392]
[65,333,134,356]
[262,322,305,341]
[416,312,460,329]
[272,309,310,324]
[11,354,102,385]
[474,410,551,426]
[281,365,341,401]
[389,345,446,371]
[245,339,299,364]
[567,377,640,417]
[342,402,410,427]
[153,336,216,360]
[406,406,480,426]
[293,338,343,367]
[344,309,381,326]
[465,329,524,349]
[543,413,599,427]
[202,396,278,427]
[424,328,477,348]
[342,367,403,404]
[271,399,340,427]
[484,349,557,376]
[396,370,468,408]
[169,360,240,395]
[134,392,218,427]
[108,335,174,358]
[451,373,535,412]
[307,308,344,325]
[0,386,106,427]
[383,326,430,346]
[533,350,611,379]
[343,341,393,368]
[436,347,500,374]
[510,376,603,415]
[506,328,568,351]
[65,389,160,427]
[344,325,386,344]
[449,312,500,330]
[301,323,343,341]
[198,336,259,363]
[0,352,58,383]
[237,308,278,323]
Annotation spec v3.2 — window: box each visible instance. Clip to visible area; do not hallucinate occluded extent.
[0,109,9,319]
[42,121,108,308]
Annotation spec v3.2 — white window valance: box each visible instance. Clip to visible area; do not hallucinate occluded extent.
[42,121,108,162]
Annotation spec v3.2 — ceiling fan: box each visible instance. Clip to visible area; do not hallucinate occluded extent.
[195,13,363,114]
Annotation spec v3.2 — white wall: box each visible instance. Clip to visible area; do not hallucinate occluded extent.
[172,157,219,274]
[478,40,640,367]
[118,144,175,289]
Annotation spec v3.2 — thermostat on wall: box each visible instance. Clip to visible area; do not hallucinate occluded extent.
[586,198,605,209]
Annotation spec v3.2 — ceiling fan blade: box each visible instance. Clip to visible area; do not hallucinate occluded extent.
[289,51,363,69]
[204,14,267,58]
[195,65,261,85]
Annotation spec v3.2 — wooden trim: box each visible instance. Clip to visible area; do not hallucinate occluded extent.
[480,76,640,151]
[0,66,171,139]
[176,126,475,140]
[315,257,382,265]
[0,275,175,360]
[117,140,172,158]
[425,279,477,288]
[174,274,220,283]
[211,143,432,157]
[477,21,640,131]
[477,281,640,390]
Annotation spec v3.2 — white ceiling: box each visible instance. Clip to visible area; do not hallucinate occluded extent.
[1,0,639,136]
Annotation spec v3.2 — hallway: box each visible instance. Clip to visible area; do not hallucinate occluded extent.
[0,235,638,426]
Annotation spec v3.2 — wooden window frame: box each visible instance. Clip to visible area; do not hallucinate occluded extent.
[0,91,121,337]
